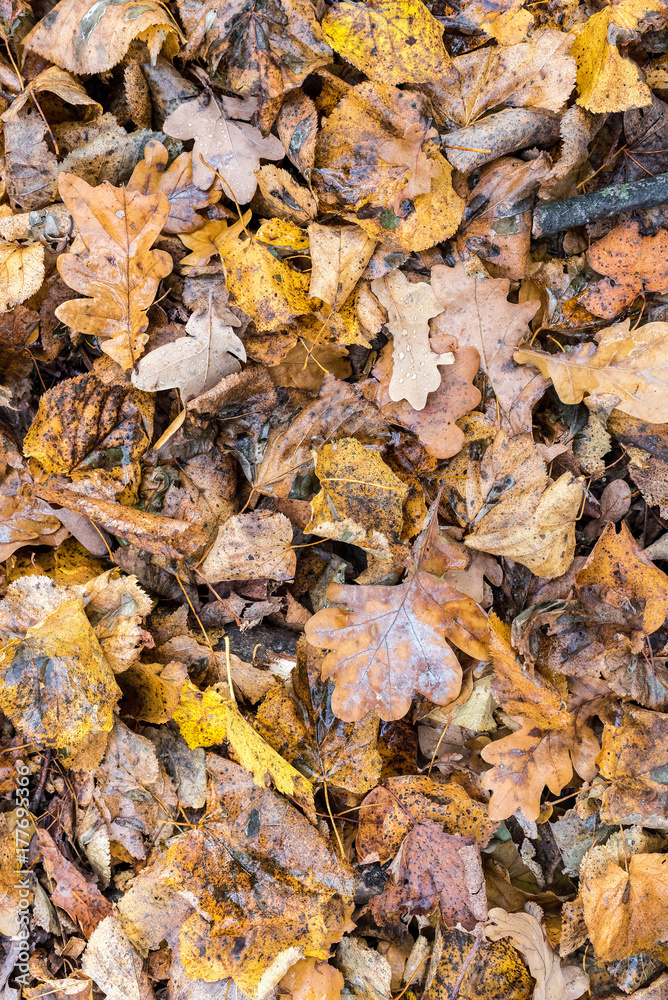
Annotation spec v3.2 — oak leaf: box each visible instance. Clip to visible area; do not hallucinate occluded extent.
[0,240,44,313]
[307,224,376,311]
[127,139,222,234]
[580,846,668,960]
[177,0,332,103]
[430,263,545,433]
[55,174,173,370]
[179,210,252,267]
[0,596,120,748]
[305,570,489,721]
[581,219,668,319]
[572,0,667,113]
[22,0,181,75]
[118,756,355,995]
[464,431,583,579]
[256,637,382,796]
[199,511,296,583]
[163,95,284,203]
[37,829,112,939]
[515,318,668,423]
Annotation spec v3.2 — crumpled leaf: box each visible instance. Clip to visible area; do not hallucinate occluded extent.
[127,138,222,234]
[581,218,668,319]
[580,846,668,960]
[0,596,120,748]
[515,318,668,423]
[485,905,589,1000]
[0,240,44,313]
[118,755,354,996]
[0,428,68,561]
[37,829,112,939]
[305,566,489,722]
[200,511,295,583]
[2,65,102,121]
[572,0,667,113]
[430,263,544,433]
[55,173,172,370]
[177,0,332,103]
[323,0,455,87]
[83,569,155,673]
[256,636,382,795]
[464,431,583,580]
[23,0,181,75]
[277,89,318,182]
[173,679,315,821]
[163,95,284,203]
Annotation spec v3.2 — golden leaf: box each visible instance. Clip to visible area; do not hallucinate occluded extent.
[0,241,44,313]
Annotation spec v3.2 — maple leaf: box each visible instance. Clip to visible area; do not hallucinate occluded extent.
[0,240,44,312]
[256,636,382,795]
[38,829,112,938]
[22,0,181,74]
[118,756,354,996]
[572,0,668,113]
[305,569,488,722]
[163,95,284,203]
[199,511,296,582]
[55,174,173,370]
[178,211,251,267]
[515,318,668,423]
[127,139,222,234]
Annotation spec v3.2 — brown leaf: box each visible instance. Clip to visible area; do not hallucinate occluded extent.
[56,174,173,370]
[199,511,296,583]
[127,139,222,234]
[38,829,112,938]
[422,926,534,1000]
[3,65,101,121]
[276,89,318,182]
[305,569,489,721]
[0,237,44,312]
[82,915,154,1000]
[254,165,318,225]
[596,704,668,827]
[308,225,376,311]
[582,219,668,319]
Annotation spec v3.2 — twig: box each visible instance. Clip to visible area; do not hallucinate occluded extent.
[450,927,485,1000]
[31,748,52,812]
[532,169,668,237]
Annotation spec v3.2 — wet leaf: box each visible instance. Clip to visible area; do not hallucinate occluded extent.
[423,927,534,1000]
[127,139,222,234]
[582,219,668,319]
[0,240,44,313]
[596,704,668,828]
[307,225,376,312]
[38,828,112,938]
[200,511,296,582]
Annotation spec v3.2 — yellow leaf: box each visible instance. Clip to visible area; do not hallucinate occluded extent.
[572,0,666,112]
[179,212,252,267]
[323,0,454,86]
[0,241,44,313]
[174,680,316,820]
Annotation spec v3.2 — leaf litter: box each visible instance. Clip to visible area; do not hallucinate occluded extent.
[5,2,668,1000]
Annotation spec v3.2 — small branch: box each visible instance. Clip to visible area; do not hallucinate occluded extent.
[450,927,485,1000]
[30,748,52,813]
[532,170,668,237]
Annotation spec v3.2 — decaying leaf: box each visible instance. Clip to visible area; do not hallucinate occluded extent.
[127,139,222,234]
[56,173,173,369]
[38,829,112,938]
[596,704,668,827]
[0,240,45,313]
[581,219,668,319]
[200,511,295,582]
[308,225,376,311]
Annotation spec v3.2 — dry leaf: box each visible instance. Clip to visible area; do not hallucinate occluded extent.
[23,0,181,74]
[127,139,222,234]
[56,173,172,370]
[276,90,318,182]
[199,511,296,582]
[371,269,453,410]
[596,704,668,828]
[82,915,153,1000]
[163,95,285,202]
[423,926,534,1000]
[3,65,101,121]
[254,165,318,225]
[280,958,344,1000]
[515,318,668,423]
[37,829,112,939]
[308,225,376,311]
[0,240,44,313]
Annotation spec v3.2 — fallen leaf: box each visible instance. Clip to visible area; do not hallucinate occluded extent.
[83,569,155,673]
[423,926,534,1000]
[3,65,101,122]
[254,165,318,225]
[580,846,668,960]
[515,318,668,423]
[163,95,284,202]
[256,636,382,795]
[23,0,181,74]
[307,225,376,311]
[0,596,120,748]
[200,511,295,582]
[0,240,44,313]
[82,915,154,1000]
[430,263,544,433]
[485,905,589,1000]
[596,704,668,828]
[581,219,668,319]
[127,139,222,234]
[305,567,489,721]
[277,90,318,182]
[55,173,173,370]
[177,0,332,103]
[267,338,352,391]
[572,0,666,113]
[280,958,344,1000]
[38,829,112,938]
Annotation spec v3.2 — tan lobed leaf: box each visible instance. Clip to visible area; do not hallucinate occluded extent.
[370,269,453,410]
[82,914,154,1000]
[366,342,481,459]
[305,569,489,722]
[464,430,584,579]
[163,95,284,203]
[23,0,181,75]
[515,318,668,423]
[254,374,389,499]
[22,367,153,501]
[356,775,499,863]
[581,219,668,319]
[55,174,172,370]
[323,0,456,87]
[118,756,354,996]
[430,262,545,433]
[426,29,576,127]
[580,847,668,960]
[307,225,376,311]
[0,240,45,313]
[0,597,120,748]
[308,438,409,544]
[179,211,252,267]
[127,139,222,234]
[132,295,245,404]
[572,0,667,113]
[37,829,112,939]
[596,704,668,828]
[485,906,589,1000]
[199,511,295,583]
[256,637,382,796]
[177,0,332,104]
